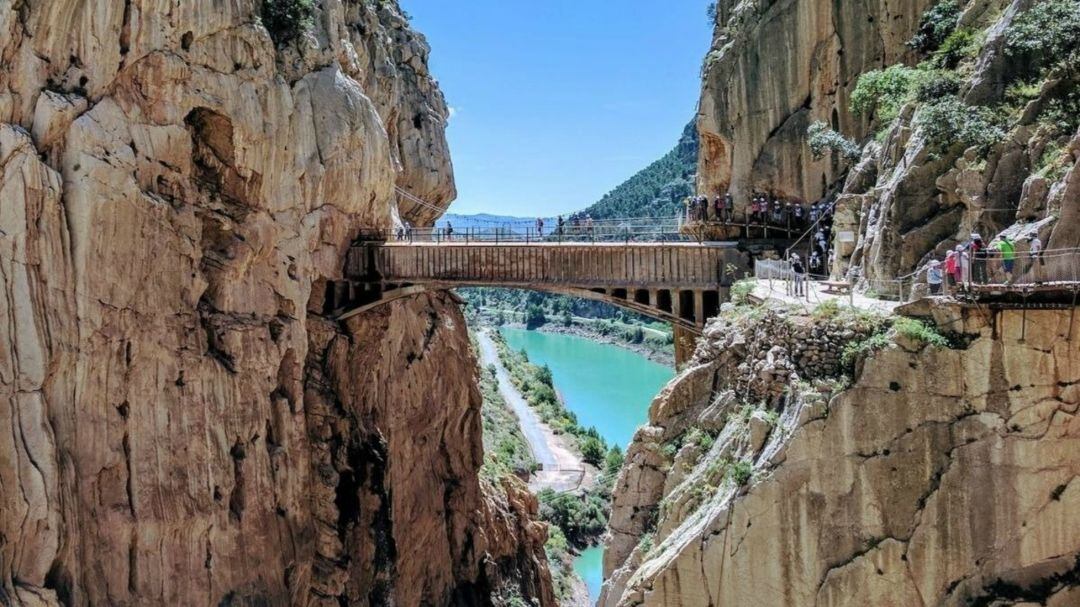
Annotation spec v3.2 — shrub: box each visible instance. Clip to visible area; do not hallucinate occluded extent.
[931,28,979,70]
[915,97,1006,154]
[684,427,715,451]
[851,65,927,124]
[730,461,754,486]
[262,0,315,45]
[915,72,962,102]
[892,317,949,348]
[731,279,756,305]
[908,0,961,54]
[538,489,608,548]
[604,446,625,476]
[841,331,891,368]
[807,122,861,161]
[524,303,547,329]
[580,436,607,466]
[1005,0,1080,77]
[638,532,655,555]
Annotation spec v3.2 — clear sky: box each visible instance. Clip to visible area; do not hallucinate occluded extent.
[401,0,714,217]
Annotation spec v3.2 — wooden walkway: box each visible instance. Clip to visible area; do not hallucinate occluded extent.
[332,241,750,330]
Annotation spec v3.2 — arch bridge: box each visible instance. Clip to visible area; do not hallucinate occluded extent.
[327,238,753,332]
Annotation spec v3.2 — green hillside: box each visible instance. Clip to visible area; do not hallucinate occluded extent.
[580,121,698,220]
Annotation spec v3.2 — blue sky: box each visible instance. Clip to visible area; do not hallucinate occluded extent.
[401,0,714,217]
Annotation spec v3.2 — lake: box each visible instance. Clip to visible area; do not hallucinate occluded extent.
[499,328,674,449]
[499,327,674,605]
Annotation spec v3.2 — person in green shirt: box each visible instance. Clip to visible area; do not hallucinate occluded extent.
[994,236,1016,283]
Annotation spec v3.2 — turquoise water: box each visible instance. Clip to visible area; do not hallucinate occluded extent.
[499,328,674,449]
[573,546,605,604]
[499,328,673,605]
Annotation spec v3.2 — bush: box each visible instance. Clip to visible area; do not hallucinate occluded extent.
[262,0,315,45]
[915,72,962,102]
[892,317,950,348]
[580,436,607,466]
[1005,0,1080,77]
[931,28,979,70]
[915,97,1006,154]
[851,65,928,124]
[806,121,861,161]
[604,446,624,476]
[908,0,961,54]
[731,279,756,305]
[730,461,754,486]
[538,489,608,548]
[524,303,547,329]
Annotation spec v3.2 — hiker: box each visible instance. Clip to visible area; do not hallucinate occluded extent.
[809,203,820,226]
[809,251,822,275]
[536,217,544,236]
[556,215,565,237]
[956,245,971,289]
[586,215,595,238]
[993,235,1016,284]
[724,192,734,222]
[445,222,454,241]
[771,198,783,225]
[970,234,988,284]
[791,254,807,297]
[927,260,944,295]
[793,203,805,229]
[1028,234,1044,281]
[944,248,959,295]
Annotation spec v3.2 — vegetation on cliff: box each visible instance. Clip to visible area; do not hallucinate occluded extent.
[579,121,699,220]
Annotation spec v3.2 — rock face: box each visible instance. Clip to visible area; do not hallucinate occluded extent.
[0,1,551,605]
[700,0,1079,285]
[697,0,934,205]
[601,303,1080,606]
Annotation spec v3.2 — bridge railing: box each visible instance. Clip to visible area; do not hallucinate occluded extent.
[369,222,691,244]
[755,248,1080,305]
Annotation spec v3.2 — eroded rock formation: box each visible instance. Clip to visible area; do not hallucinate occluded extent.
[0,1,551,605]
[698,0,934,205]
[601,302,1080,606]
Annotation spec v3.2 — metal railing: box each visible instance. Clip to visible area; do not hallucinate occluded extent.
[756,248,1080,305]
[369,222,690,244]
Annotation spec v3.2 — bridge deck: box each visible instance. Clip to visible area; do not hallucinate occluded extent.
[347,241,744,289]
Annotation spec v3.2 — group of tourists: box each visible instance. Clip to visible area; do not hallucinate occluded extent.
[684,193,736,223]
[925,233,1043,294]
[684,191,836,234]
[536,214,595,238]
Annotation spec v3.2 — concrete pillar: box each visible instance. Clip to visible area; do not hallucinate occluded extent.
[694,290,705,328]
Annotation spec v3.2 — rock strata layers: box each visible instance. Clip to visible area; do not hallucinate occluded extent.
[601,303,1080,606]
[0,1,551,605]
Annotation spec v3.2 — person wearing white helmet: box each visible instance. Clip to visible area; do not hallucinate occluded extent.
[790,253,807,297]
[927,259,944,295]
[956,244,970,289]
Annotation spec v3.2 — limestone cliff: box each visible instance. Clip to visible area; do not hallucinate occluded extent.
[698,0,934,204]
[699,0,1079,284]
[601,302,1080,606]
[0,1,551,605]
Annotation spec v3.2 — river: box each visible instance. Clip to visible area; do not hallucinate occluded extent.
[499,327,674,605]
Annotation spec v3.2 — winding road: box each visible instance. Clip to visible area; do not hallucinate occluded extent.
[476,330,588,492]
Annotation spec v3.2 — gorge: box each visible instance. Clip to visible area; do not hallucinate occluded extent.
[2,0,1079,606]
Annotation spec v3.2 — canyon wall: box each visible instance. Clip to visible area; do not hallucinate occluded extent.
[601,303,1080,606]
[0,1,551,605]
[697,0,934,205]
[699,0,1078,284]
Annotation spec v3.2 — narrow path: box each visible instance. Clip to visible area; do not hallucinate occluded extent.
[476,330,589,493]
